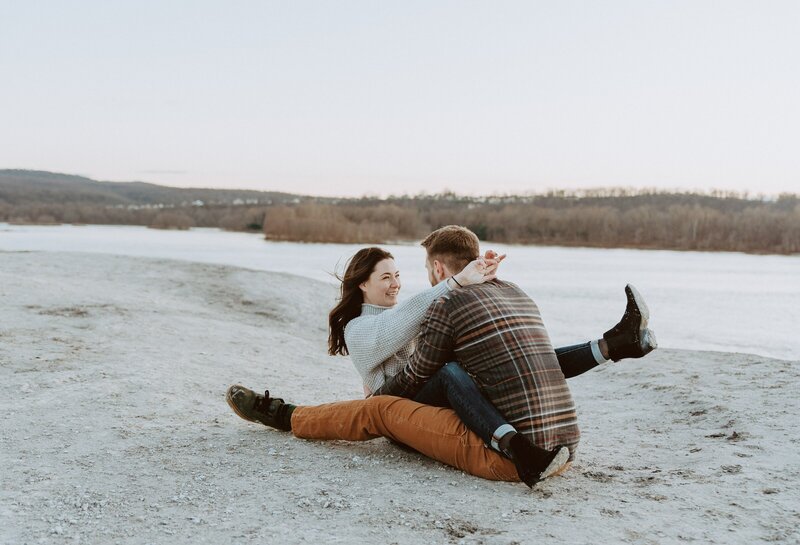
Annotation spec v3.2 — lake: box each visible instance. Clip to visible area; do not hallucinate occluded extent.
[2,223,798,361]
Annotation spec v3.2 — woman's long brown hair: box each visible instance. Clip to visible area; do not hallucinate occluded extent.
[328,247,394,356]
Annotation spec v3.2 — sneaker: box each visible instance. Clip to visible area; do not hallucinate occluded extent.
[507,434,570,487]
[225,385,293,431]
[603,284,658,362]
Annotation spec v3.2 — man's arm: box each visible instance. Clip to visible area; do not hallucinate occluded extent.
[373,298,455,399]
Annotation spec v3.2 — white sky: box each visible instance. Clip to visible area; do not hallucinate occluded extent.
[1,1,798,197]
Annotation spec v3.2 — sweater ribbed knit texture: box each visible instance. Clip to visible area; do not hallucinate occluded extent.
[344,280,451,393]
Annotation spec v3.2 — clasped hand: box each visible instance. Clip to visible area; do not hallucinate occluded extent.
[453,250,507,286]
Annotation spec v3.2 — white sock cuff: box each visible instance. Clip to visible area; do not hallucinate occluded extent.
[490,424,516,451]
[590,339,609,364]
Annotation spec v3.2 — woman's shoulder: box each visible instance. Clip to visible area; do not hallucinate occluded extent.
[344,313,372,337]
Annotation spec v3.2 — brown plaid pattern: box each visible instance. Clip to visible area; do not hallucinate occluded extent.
[375,280,580,455]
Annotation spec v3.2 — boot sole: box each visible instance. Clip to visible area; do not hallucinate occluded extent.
[539,446,571,481]
[641,328,658,353]
[549,460,572,478]
[225,385,257,423]
[626,284,649,329]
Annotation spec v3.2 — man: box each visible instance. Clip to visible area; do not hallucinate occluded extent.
[374,226,590,458]
[226,226,656,486]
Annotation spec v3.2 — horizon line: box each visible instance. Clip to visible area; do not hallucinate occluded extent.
[2,167,797,201]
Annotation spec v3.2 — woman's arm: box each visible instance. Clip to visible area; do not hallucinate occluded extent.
[345,279,451,383]
[345,255,503,385]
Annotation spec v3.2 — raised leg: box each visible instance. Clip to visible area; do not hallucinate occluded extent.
[555,342,602,379]
[554,284,658,377]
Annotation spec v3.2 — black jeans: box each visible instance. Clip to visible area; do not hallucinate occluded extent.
[412,342,599,448]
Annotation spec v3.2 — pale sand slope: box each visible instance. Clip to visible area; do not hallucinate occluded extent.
[1,251,798,545]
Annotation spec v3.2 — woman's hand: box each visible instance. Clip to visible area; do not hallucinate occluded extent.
[453,251,506,287]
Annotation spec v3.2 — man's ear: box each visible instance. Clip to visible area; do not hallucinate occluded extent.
[433,259,446,280]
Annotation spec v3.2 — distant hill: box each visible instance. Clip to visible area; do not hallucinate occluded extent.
[1,169,798,254]
[0,170,302,206]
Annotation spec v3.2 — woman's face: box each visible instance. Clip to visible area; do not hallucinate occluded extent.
[360,258,401,307]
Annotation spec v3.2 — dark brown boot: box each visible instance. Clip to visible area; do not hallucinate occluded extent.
[603,284,658,361]
[225,385,295,431]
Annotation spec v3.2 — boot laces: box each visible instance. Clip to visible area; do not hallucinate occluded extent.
[253,389,282,416]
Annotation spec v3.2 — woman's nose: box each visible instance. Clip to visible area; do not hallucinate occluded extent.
[390,277,400,288]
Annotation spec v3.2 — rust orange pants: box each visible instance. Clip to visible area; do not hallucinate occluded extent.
[291,395,521,481]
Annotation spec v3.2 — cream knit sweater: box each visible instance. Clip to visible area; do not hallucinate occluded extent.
[344,280,452,393]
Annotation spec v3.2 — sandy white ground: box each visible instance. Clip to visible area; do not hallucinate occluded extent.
[1,251,798,545]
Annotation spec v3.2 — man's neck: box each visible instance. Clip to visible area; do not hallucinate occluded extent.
[437,267,455,284]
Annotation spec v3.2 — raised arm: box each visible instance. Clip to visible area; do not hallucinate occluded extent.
[344,256,499,380]
[344,279,451,380]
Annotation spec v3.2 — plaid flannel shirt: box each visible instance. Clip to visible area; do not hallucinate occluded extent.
[374,280,580,455]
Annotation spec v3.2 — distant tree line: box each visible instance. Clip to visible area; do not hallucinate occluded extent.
[1,189,798,254]
[0,202,271,232]
[259,191,800,254]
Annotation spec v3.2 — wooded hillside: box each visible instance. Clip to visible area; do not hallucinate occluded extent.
[2,170,798,254]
